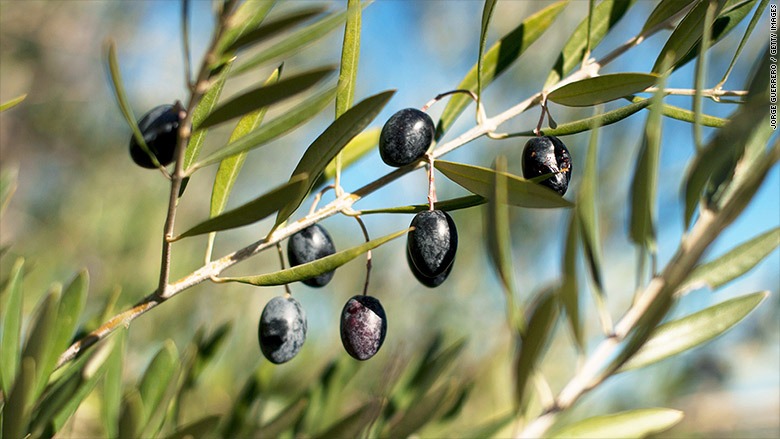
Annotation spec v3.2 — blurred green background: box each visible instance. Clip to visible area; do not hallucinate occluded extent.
[1,1,778,437]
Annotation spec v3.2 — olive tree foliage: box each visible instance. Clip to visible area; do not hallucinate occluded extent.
[0,0,777,437]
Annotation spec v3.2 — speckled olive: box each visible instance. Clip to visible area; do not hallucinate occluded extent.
[521,135,572,195]
[129,104,182,168]
[258,296,307,364]
[287,224,336,287]
[379,108,435,167]
[406,245,452,288]
[407,210,458,279]
[340,295,387,360]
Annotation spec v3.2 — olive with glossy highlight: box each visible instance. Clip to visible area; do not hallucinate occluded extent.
[129,104,182,168]
[521,135,572,195]
[379,108,435,167]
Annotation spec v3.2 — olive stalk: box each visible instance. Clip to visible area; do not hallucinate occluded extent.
[54,3,705,371]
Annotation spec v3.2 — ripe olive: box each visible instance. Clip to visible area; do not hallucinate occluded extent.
[258,296,307,364]
[379,108,435,167]
[340,295,387,361]
[407,210,458,279]
[129,104,182,168]
[521,135,572,195]
[406,246,453,288]
[287,224,336,287]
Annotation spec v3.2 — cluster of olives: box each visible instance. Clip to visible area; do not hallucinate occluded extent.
[130,100,571,365]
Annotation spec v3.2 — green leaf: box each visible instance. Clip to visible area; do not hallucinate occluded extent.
[1,257,24,397]
[641,0,697,34]
[181,58,234,188]
[214,0,275,56]
[199,66,335,128]
[118,389,145,439]
[384,381,459,439]
[437,0,568,139]
[22,286,60,399]
[544,0,636,89]
[336,0,361,118]
[484,156,519,329]
[620,292,768,371]
[224,6,327,54]
[255,397,308,438]
[577,110,603,294]
[191,84,339,170]
[231,6,364,76]
[216,227,409,286]
[102,329,127,438]
[548,408,683,438]
[176,173,308,240]
[164,415,221,439]
[138,340,178,425]
[515,98,652,137]
[548,73,658,107]
[0,166,18,217]
[2,357,35,439]
[629,71,666,251]
[408,337,466,397]
[207,65,282,258]
[274,90,394,226]
[313,401,378,439]
[477,0,498,104]
[559,213,582,349]
[680,227,780,293]
[626,96,727,128]
[185,322,232,388]
[652,0,713,72]
[359,194,486,215]
[434,160,574,209]
[693,0,718,150]
[315,127,380,189]
[457,413,514,439]
[49,270,89,373]
[105,40,160,169]
[0,94,26,112]
[716,0,766,86]
[514,288,558,406]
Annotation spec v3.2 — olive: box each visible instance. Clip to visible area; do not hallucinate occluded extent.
[379,108,435,167]
[129,104,182,168]
[407,210,458,279]
[287,224,336,287]
[521,135,572,195]
[258,296,307,364]
[340,295,387,360]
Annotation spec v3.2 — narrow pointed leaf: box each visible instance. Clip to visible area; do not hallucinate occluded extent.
[199,67,334,128]
[106,40,159,168]
[315,127,380,189]
[255,397,308,438]
[693,0,718,150]
[313,401,378,439]
[549,408,683,438]
[118,389,145,439]
[477,0,498,103]
[641,0,696,34]
[457,413,514,439]
[652,0,713,72]
[629,71,666,251]
[544,0,636,89]
[182,58,234,182]
[548,73,658,107]
[485,156,519,327]
[578,109,604,296]
[680,227,780,293]
[275,90,394,226]
[359,195,486,215]
[177,174,308,240]
[0,94,26,112]
[22,286,59,398]
[515,288,559,405]
[214,0,275,55]
[217,227,409,286]
[1,257,24,397]
[627,96,727,127]
[384,381,459,439]
[224,6,327,54]
[3,357,35,439]
[50,270,89,371]
[408,337,466,396]
[232,6,364,76]
[336,0,361,118]
[138,340,178,425]
[560,213,582,349]
[717,0,766,86]
[435,160,573,209]
[516,98,652,137]
[207,66,282,258]
[191,84,338,170]
[620,292,768,371]
[437,0,568,138]
[164,415,221,439]
[0,166,18,216]
[102,329,127,438]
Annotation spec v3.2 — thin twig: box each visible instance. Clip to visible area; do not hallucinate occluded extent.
[276,243,291,296]
[353,215,372,296]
